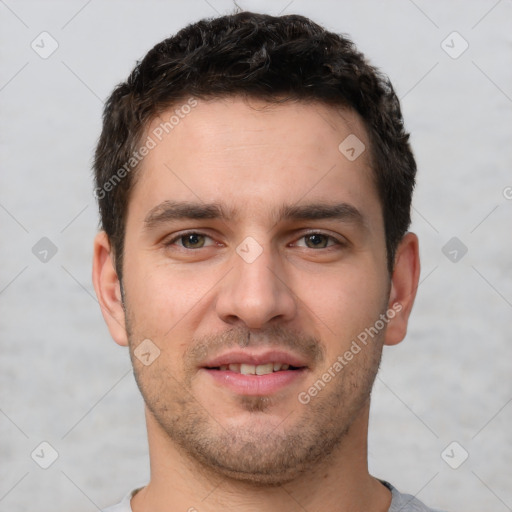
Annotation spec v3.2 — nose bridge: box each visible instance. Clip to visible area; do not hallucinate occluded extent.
[216,236,296,328]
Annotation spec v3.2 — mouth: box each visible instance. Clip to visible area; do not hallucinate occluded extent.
[207,362,302,374]
[200,350,309,396]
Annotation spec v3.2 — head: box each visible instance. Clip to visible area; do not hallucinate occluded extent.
[93,11,420,485]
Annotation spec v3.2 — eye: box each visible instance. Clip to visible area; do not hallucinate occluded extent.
[166,232,214,249]
[295,233,340,249]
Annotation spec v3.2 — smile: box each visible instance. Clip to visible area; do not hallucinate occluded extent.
[212,363,297,375]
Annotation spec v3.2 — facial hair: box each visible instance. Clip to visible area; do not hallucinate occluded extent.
[126,318,384,486]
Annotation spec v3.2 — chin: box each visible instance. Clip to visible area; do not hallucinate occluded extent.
[198,456,313,487]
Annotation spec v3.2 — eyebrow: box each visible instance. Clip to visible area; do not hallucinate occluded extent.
[143,200,367,230]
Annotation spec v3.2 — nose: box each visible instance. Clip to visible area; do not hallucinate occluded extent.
[215,238,297,329]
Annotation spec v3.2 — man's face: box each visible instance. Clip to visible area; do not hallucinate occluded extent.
[121,97,391,484]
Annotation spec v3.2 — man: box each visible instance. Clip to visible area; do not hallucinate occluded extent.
[92,11,444,512]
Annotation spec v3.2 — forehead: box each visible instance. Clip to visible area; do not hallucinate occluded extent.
[130,97,381,227]
[143,96,370,166]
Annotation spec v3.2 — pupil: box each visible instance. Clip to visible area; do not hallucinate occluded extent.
[307,234,326,248]
[184,234,203,248]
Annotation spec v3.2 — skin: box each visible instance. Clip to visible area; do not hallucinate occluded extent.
[93,96,420,512]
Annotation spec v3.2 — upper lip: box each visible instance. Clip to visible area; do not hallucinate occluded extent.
[202,349,309,368]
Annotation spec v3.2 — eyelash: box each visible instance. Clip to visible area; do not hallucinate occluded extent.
[163,230,345,250]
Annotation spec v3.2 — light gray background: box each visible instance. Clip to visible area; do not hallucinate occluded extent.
[1,1,511,510]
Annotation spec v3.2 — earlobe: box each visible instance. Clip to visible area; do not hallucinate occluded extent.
[384,232,420,346]
[92,231,129,346]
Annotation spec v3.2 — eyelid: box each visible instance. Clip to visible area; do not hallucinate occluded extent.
[291,230,347,247]
[164,230,217,248]
[162,229,347,249]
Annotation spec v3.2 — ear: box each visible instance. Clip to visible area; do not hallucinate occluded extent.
[92,231,128,346]
[384,232,420,346]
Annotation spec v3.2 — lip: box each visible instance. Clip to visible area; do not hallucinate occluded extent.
[200,349,309,396]
[200,367,307,396]
[202,349,309,369]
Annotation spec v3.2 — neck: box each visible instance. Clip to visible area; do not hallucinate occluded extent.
[131,403,391,512]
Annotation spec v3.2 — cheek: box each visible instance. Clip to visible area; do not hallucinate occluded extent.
[298,261,389,347]
[122,254,216,338]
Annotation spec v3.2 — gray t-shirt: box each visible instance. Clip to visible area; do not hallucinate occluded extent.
[103,481,445,511]
[380,481,445,512]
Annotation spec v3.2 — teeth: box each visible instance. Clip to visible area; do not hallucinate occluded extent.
[219,362,293,374]
[255,363,274,375]
[240,364,256,375]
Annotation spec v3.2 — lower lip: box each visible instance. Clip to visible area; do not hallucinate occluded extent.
[201,368,307,395]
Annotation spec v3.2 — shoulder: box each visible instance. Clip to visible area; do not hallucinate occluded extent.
[102,488,142,512]
[381,480,447,512]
